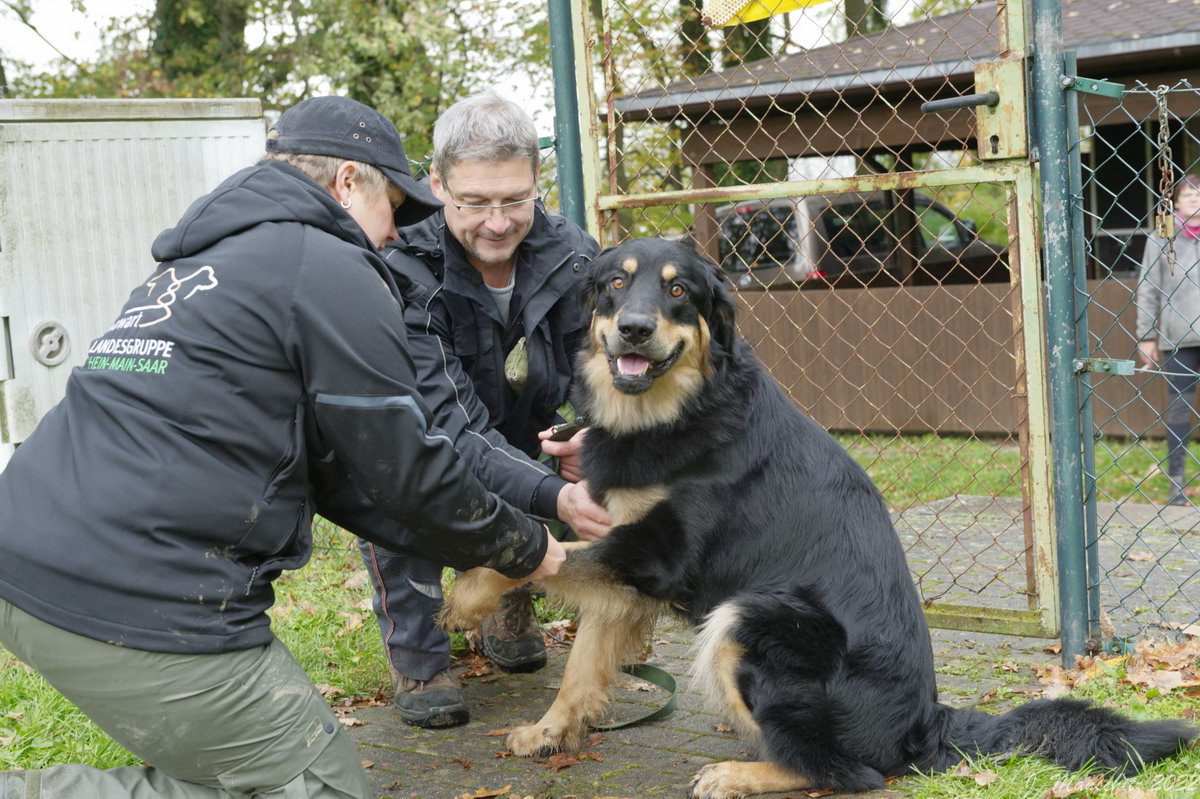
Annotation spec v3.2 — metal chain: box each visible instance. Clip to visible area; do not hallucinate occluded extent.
[1154,84,1178,273]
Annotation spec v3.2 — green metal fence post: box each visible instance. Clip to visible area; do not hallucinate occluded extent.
[548,0,586,228]
[1033,0,1091,663]
[1063,51,1102,644]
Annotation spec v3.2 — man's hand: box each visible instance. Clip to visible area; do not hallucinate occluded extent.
[526,526,566,581]
[1138,339,1161,368]
[556,481,612,541]
[539,425,587,482]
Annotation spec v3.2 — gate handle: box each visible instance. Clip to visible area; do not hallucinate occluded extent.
[920,92,1000,114]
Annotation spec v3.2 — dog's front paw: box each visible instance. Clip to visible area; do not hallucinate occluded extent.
[688,763,746,799]
[437,567,516,632]
[507,721,585,757]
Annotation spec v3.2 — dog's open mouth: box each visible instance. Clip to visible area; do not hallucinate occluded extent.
[606,343,683,394]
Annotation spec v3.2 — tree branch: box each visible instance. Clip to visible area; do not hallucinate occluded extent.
[1,0,85,69]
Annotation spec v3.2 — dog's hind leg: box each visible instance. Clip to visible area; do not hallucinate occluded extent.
[689,603,816,798]
[688,761,813,799]
[691,595,886,795]
[507,584,662,756]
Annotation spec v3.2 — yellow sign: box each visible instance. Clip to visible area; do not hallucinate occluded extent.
[702,0,834,27]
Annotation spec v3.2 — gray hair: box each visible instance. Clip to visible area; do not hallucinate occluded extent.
[431,91,539,180]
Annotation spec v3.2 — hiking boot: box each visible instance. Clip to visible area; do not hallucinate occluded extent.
[391,666,469,728]
[480,587,547,673]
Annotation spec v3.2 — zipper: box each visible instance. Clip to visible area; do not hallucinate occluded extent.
[507,249,575,329]
[244,565,260,596]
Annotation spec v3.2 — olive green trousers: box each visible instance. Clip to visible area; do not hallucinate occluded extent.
[0,597,370,798]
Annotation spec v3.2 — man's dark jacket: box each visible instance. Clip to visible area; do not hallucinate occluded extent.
[385,207,599,518]
[0,160,545,655]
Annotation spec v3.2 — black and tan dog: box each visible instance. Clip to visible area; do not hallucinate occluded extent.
[441,238,1194,798]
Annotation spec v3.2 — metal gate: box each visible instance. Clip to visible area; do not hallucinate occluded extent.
[559,0,1058,636]
[1070,79,1200,649]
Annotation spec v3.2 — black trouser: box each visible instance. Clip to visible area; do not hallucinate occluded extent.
[1163,346,1200,479]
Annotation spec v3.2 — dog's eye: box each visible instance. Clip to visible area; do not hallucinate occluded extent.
[610,276,626,290]
[670,284,685,298]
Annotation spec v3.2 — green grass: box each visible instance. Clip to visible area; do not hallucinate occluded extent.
[834,431,1196,510]
[4,437,1200,795]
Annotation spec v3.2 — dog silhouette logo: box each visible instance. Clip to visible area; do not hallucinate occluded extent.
[127,266,219,328]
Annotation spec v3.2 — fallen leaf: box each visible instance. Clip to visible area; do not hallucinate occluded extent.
[545,752,582,772]
[337,717,364,728]
[315,684,343,700]
[1161,622,1200,638]
[0,736,13,746]
[1044,643,1062,655]
[343,571,369,591]
[454,787,511,799]
[341,612,364,632]
[973,769,999,786]
[494,750,514,758]
[481,728,511,737]
[452,757,472,770]
[804,790,836,798]
[1126,551,1155,562]
[5,712,22,720]
[713,723,733,733]
[360,760,374,769]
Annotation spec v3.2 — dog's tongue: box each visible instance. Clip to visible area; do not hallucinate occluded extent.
[617,354,651,376]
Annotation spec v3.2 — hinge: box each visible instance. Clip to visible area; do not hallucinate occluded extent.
[1062,76,1125,99]
[1073,357,1134,376]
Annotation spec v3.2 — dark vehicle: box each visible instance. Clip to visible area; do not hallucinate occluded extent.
[716,191,1007,290]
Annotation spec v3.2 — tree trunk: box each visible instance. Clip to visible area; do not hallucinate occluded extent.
[844,0,887,38]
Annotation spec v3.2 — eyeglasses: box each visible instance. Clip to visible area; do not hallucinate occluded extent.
[443,180,539,219]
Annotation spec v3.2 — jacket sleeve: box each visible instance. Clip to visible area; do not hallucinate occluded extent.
[1137,235,1167,341]
[389,249,565,519]
[287,240,546,577]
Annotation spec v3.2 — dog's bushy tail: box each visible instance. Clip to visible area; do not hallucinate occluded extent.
[933,698,1195,775]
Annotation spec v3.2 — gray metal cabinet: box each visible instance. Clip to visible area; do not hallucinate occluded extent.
[0,98,264,462]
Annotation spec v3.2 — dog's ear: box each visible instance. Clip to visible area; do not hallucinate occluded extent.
[693,251,737,358]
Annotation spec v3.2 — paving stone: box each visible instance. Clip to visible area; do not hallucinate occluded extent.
[348,616,1055,798]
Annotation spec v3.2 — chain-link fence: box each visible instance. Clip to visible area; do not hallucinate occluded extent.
[581,0,1056,636]
[1073,79,1200,644]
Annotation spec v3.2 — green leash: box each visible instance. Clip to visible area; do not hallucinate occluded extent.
[589,663,678,730]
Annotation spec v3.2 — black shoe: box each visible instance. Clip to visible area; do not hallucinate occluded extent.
[480,588,547,673]
[391,667,469,728]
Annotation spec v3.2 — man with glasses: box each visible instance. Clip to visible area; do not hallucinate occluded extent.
[356,91,611,728]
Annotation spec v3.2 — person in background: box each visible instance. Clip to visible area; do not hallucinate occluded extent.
[356,91,611,729]
[0,95,562,798]
[1137,173,1200,506]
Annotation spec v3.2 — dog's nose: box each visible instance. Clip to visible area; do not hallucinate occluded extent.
[618,313,656,345]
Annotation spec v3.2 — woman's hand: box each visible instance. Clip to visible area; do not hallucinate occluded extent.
[525,526,566,581]
[1138,340,1161,368]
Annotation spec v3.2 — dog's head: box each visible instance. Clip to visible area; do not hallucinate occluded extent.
[578,238,736,433]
